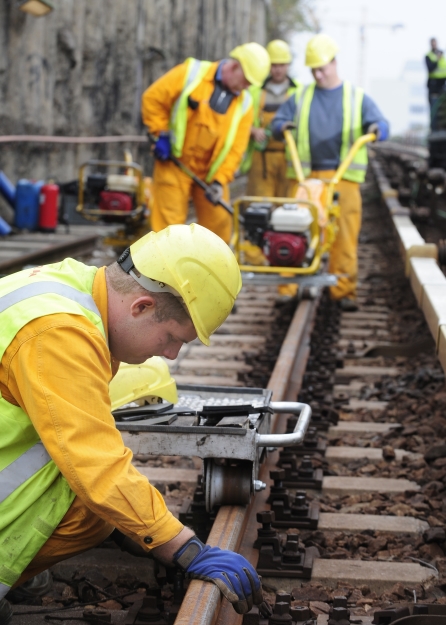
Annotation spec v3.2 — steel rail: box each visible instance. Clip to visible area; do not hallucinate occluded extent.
[173,298,319,625]
[0,234,100,274]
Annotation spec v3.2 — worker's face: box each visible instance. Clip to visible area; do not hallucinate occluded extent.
[270,63,290,83]
[223,60,251,93]
[311,59,338,89]
[110,296,197,364]
[431,39,438,50]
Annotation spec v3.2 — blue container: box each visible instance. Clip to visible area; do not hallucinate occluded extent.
[0,171,16,208]
[0,215,11,235]
[15,179,44,230]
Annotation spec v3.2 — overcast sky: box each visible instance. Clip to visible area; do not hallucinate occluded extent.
[290,0,446,93]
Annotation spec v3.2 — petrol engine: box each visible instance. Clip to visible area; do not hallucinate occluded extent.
[244,202,314,267]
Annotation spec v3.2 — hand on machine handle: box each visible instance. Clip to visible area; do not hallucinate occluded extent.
[280,121,296,138]
[173,536,265,614]
[153,131,171,161]
[205,180,223,205]
[367,122,389,143]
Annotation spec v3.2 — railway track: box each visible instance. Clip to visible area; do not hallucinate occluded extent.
[8,158,446,625]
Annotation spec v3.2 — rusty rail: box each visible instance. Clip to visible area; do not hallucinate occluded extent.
[173,299,318,625]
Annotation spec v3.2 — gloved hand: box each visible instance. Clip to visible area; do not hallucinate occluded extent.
[173,536,264,614]
[154,131,171,161]
[367,123,380,141]
[279,121,296,139]
[205,181,223,205]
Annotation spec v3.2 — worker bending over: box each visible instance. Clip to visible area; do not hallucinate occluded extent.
[425,38,446,127]
[242,40,302,198]
[0,225,265,624]
[272,34,389,311]
[142,43,270,244]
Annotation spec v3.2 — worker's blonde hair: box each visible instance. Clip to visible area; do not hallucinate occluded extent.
[106,262,190,324]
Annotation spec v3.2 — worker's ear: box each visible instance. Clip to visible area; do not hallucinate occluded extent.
[129,295,157,318]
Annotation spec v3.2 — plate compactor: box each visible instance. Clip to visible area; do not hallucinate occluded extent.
[110,358,312,512]
[232,131,376,291]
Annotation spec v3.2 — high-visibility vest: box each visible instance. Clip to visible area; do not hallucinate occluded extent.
[0,259,106,598]
[427,51,446,79]
[240,80,303,174]
[287,81,367,184]
[169,57,253,183]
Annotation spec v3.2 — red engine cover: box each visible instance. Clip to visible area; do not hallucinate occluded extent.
[263,231,307,267]
[99,191,133,212]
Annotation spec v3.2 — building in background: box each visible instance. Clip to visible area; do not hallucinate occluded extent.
[370,60,429,141]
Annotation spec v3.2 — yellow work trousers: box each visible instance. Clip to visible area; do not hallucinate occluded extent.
[291,171,362,300]
[151,160,232,244]
[246,150,293,198]
[14,497,113,588]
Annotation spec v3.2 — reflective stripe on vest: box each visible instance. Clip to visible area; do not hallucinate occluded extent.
[206,89,252,182]
[0,442,50,504]
[0,582,9,599]
[170,58,212,157]
[0,281,100,317]
[427,51,446,79]
[287,81,367,183]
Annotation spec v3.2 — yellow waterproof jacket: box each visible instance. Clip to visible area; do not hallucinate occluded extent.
[142,60,253,185]
[0,263,183,553]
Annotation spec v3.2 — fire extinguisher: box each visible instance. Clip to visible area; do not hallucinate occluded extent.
[39,183,59,232]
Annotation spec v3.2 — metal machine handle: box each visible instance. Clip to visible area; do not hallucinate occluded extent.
[256,402,312,447]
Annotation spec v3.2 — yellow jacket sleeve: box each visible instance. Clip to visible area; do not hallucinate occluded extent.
[212,101,254,186]
[141,62,189,136]
[1,314,184,550]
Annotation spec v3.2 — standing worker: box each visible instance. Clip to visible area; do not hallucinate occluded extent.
[242,40,302,198]
[141,43,270,244]
[272,34,389,311]
[0,224,266,623]
[425,38,446,127]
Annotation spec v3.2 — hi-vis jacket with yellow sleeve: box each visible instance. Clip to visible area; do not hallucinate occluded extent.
[141,59,253,185]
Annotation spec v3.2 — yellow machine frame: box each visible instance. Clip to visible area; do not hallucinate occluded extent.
[233,131,376,276]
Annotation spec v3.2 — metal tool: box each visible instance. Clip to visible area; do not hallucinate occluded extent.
[168,154,244,222]
[116,384,312,511]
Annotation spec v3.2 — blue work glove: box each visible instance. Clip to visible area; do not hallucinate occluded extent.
[154,131,171,161]
[367,121,388,142]
[173,536,264,614]
[205,181,223,205]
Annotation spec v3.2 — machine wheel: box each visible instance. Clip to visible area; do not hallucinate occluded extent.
[204,459,252,511]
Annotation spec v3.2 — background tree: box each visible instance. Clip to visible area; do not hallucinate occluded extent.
[266,0,318,41]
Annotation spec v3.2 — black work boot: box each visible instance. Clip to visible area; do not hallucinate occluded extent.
[0,598,13,624]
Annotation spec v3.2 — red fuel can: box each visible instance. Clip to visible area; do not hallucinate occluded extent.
[39,183,59,231]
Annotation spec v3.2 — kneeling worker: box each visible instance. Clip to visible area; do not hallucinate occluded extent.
[0,224,264,623]
[272,34,389,310]
[243,39,302,198]
[142,43,270,244]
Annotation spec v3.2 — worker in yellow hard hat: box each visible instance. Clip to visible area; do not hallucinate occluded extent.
[241,39,303,198]
[0,224,266,621]
[141,43,270,244]
[272,33,389,310]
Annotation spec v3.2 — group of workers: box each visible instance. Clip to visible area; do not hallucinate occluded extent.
[0,33,389,624]
[143,34,389,308]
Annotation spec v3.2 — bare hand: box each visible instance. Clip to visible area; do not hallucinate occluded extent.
[251,127,267,143]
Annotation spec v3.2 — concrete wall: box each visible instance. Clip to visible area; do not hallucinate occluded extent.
[0,0,266,185]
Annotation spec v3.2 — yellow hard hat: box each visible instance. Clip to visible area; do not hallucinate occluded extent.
[109,358,178,411]
[229,42,271,87]
[266,40,292,64]
[305,34,339,68]
[118,224,242,346]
